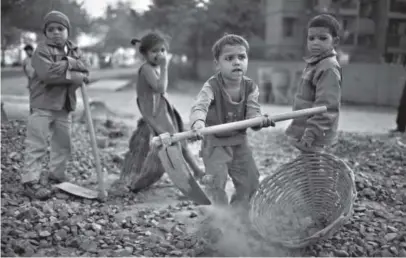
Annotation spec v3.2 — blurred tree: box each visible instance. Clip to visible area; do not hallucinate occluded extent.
[140,0,265,78]
[90,2,145,52]
[1,0,90,42]
[1,0,90,66]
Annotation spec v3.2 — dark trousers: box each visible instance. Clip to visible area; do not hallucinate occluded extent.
[396,80,406,132]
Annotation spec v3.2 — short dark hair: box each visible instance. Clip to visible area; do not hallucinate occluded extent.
[24,44,34,51]
[211,33,250,60]
[307,14,341,38]
[131,31,169,55]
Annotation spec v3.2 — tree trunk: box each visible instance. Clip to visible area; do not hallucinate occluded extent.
[191,25,202,80]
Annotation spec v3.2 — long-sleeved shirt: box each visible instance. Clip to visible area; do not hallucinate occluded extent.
[190,73,262,146]
[190,74,261,126]
[30,38,88,111]
[286,49,341,146]
[23,56,35,82]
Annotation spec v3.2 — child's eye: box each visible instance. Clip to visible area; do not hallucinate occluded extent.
[308,36,315,41]
[238,54,246,60]
[225,56,233,61]
[319,36,328,41]
[47,26,65,32]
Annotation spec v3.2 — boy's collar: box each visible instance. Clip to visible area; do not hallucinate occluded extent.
[45,38,77,50]
[303,49,337,64]
[216,72,243,87]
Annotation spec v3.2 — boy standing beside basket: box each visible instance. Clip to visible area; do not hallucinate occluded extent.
[286,14,343,153]
[189,34,274,209]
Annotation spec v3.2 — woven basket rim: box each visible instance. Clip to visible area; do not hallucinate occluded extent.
[249,152,357,248]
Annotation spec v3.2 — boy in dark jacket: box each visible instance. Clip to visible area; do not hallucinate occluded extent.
[22,10,89,199]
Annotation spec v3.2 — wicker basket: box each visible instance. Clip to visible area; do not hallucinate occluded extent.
[249,152,357,248]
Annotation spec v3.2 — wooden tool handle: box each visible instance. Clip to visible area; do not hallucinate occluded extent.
[80,83,107,201]
[152,106,327,147]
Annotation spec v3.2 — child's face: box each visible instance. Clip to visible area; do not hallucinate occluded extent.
[45,22,68,46]
[307,27,335,55]
[215,44,248,81]
[25,49,33,57]
[146,42,167,66]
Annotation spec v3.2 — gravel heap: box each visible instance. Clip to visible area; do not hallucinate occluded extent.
[1,120,405,257]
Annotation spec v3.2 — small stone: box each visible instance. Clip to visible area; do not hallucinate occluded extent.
[189,211,198,218]
[361,188,376,199]
[387,226,398,233]
[175,241,185,249]
[55,192,70,200]
[96,136,109,149]
[319,251,334,257]
[114,248,130,256]
[354,205,366,212]
[56,229,68,240]
[143,250,154,257]
[26,231,38,239]
[39,240,49,248]
[381,249,393,257]
[169,250,183,256]
[385,233,398,242]
[84,230,96,237]
[389,246,398,256]
[49,216,58,224]
[334,249,349,257]
[124,246,134,254]
[67,238,81,248]
[374,210,390,220]
[80,239,98,253]
[92,223,102,231]
[38,230,51,237]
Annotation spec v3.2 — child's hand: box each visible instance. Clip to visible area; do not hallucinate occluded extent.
[157,53,168,67]
[190,120,205,142]
[201,175,214,185]
[159,132,172,147]
[290,136,315,152]
[83,75,90,84]
[192,120,205,131]
[262,114,275,127]
[251,115,275,131]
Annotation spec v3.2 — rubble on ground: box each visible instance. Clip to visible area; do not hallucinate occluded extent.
[1,120,405,257]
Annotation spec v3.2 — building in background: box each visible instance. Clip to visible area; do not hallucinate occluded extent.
[264,0,406,65]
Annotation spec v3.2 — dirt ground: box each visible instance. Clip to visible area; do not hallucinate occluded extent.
[2,117,405,257]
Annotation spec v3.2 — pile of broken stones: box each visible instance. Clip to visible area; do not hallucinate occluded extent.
[1,120,405,257]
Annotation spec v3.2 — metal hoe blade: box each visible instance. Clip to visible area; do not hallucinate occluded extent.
[54,182,99,199]
[158,144,211,205]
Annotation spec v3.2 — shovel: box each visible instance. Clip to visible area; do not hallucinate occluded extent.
[151,106,328,205]
[54,83,107,201]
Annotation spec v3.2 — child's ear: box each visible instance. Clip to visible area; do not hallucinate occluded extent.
[333,36,340,47]
[213,59,220,72]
